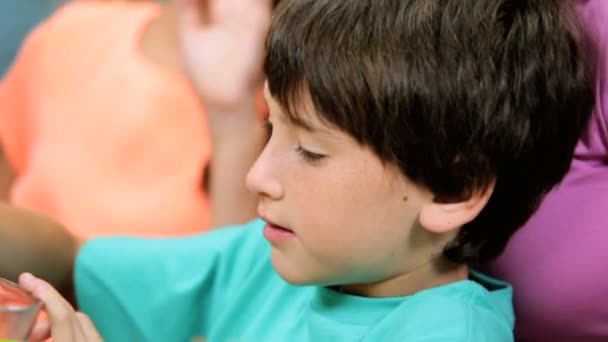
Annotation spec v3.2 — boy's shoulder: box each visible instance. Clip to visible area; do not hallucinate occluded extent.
[80,218,267,267]
[76,219,272,341]
[366,271,514,341]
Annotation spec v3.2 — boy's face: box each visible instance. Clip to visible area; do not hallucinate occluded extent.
[246,85,439,294]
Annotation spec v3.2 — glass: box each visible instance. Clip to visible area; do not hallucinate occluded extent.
[0,277,41,341]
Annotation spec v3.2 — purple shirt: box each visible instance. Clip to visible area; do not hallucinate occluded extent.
[485,1,608,341]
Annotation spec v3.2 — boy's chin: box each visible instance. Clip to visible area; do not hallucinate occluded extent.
[270,257,325,286]
[273,265,315,286]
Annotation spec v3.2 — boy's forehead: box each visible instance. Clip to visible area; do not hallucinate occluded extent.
[264,81,328,134]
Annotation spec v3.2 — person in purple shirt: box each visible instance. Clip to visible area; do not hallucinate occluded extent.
[485,1,608,341]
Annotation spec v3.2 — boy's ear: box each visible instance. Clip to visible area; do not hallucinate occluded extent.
[419,180,495,234]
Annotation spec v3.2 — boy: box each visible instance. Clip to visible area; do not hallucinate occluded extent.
[3,0,594,341]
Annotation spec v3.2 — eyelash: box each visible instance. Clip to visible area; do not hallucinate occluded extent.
[264,120,326,163]
[296,146,325,162]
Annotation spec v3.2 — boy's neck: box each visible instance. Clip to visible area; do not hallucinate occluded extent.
[340,262,468,298]
[138,2,183,75]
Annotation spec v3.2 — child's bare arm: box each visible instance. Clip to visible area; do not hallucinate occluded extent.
[177,0,271,228]
[0,203,80,296]
[206,103,267,228]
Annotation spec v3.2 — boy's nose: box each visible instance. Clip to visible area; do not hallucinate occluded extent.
[246,148,283,201]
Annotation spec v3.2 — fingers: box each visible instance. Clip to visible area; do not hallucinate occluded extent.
[176,0,198,35]
[76,312,104,341]
[19,273,101,341]
[176,0,273,109]
[29,318,51,342]
[177,0,271,30]
[197,0,211,25]
[19,272,76,340]
[29,313,99,342]
[176,0,206,31]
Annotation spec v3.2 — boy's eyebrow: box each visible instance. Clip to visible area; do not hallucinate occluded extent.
[286,113,331,135]
[287,115,314,132]
[264,84,331,135]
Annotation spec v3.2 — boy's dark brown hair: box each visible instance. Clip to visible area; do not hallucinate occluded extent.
[264,0,594,264]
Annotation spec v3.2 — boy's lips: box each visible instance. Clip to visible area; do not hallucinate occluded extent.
[259,215,295,243]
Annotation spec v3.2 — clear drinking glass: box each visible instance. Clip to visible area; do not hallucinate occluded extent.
[0,277,41,341]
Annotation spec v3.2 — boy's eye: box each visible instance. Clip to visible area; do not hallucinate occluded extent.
[296,146,326,162]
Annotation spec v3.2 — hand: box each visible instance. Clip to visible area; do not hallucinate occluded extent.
[176,0,271,113]
[19,273,103,342]
[176,0,270,227]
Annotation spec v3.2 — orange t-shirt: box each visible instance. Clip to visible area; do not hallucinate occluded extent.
[0,1,212,238]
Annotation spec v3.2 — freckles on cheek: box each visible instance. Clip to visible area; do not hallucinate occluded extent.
[322,178,368,219]
[296,179,341,222]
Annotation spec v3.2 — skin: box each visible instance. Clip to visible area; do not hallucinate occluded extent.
[3,0,496,338]
[0,0,264,228]
[249,85,476,298]
[0,146,14,200]
[4,0,271,340]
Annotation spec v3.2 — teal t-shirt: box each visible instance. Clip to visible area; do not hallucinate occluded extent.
[75,219,514,342]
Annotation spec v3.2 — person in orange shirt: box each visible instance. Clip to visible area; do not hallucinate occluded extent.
[0,0,266,239]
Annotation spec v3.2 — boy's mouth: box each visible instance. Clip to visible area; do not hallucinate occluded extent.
[259,215,295,243]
